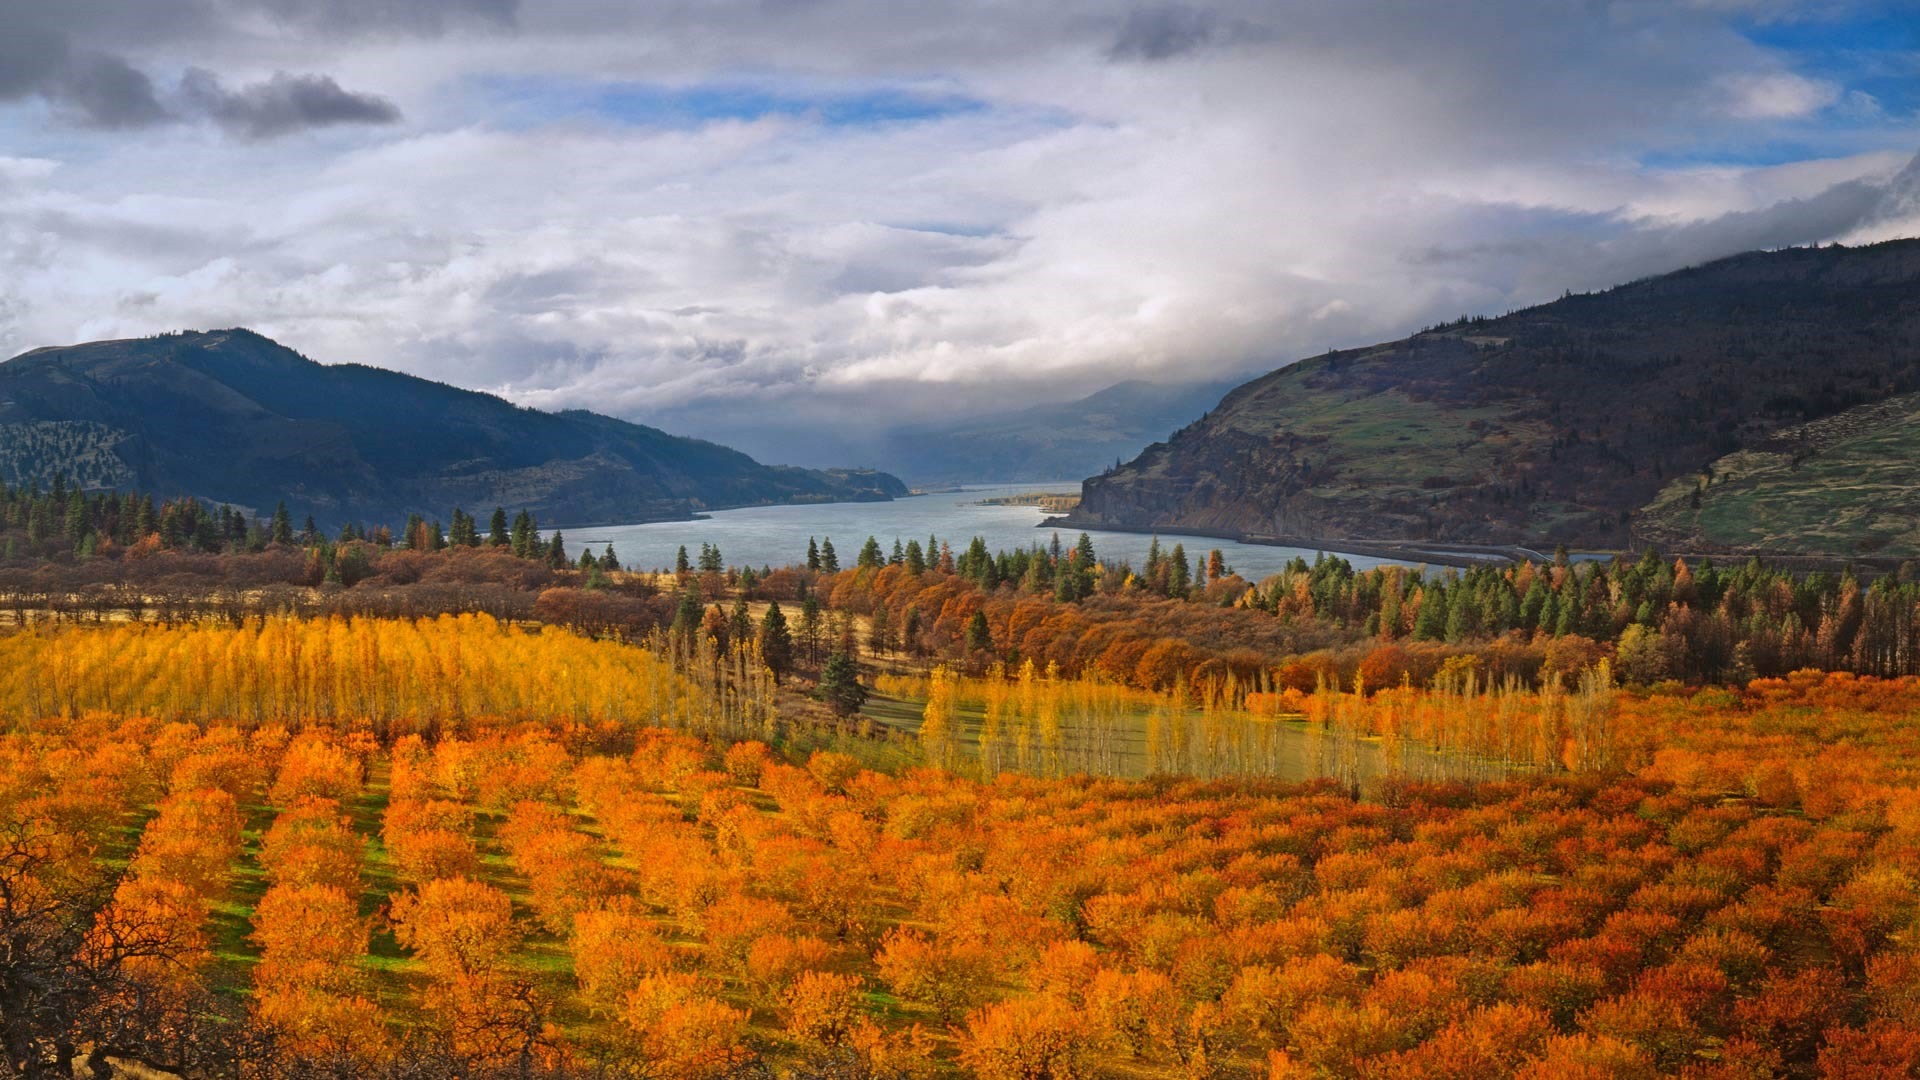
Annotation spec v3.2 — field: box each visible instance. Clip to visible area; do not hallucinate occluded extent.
[7,617,1920,1079]
[1638,391,1920,557]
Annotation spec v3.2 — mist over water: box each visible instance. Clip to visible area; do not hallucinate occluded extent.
[564,483,1410,581]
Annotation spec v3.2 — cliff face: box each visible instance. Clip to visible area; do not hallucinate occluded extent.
[0,329,905,527]
[1065,239,1920,551]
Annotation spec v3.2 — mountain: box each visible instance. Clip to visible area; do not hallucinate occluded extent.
[877,378,1242,486]
[1061,238,1920,557]
[0,328,905,527]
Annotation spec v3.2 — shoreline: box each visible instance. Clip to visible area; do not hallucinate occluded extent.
[1040,517,1915,576]
[1037,516,1522,569]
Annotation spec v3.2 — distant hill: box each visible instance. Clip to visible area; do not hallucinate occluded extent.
[879,378,1241,485]
[1061,239,1920,557]
[0,329,905,527]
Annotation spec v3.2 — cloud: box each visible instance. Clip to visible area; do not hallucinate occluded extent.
[181,69,401,139]
[0,22,170,128]
[1719,71,1842,118]
[1108,6,1218,61]
[0,0,1917,464]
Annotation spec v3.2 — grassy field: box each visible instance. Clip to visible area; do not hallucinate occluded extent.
[1639,391,1920,556]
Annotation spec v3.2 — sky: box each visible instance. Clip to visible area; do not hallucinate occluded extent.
[2,0,1919,466]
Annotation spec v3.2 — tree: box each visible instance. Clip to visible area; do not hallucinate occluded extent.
[868,605,895,656]
[807,537,821,571]
[760,601,795,682]
[858,537,884,569]
[819,652,868,717]
[390,878,518,980]
[271,501,293,546]
[819,538,840,573]
[487,507,509,547]
[798,597,826,666]
[966,611,994,654]
[676,546,692,575]
[729,597,755,652]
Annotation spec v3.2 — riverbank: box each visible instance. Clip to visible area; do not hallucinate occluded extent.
[1038,517,1533,570]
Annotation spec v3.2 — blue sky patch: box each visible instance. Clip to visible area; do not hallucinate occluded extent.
[477,75,991,130]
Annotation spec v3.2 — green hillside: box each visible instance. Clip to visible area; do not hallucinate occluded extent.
[0,329,905,527]
[1064,238,1920,554]
[1639,392,1920,557]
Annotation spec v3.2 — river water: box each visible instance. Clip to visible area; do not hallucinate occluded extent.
[564,482,1409,582]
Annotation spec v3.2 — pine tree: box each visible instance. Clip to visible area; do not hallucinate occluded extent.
[547,531,567,569]
[858,536,884,569]
[904,540,926,575]
[675,545,691,575]
[818,652,868,717]
[729,597,754,651]
[798,597,825,665]
[488,508,510,547]
[759,601,795,682]
[671,589,703,645]
[271,501,294,545]
[599,544,621,571]
[807,537,821,571]
[819,538,839,573]
[965,611,993,654]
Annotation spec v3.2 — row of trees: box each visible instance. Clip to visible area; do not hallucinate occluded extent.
[0,478,620,575]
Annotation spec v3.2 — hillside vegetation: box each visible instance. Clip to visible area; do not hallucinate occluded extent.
[0,328,904,528]
[1067,239,1920,555]
[1640,391,1920,557]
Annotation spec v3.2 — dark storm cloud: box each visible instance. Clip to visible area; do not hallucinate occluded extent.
[246,0,519,34]
[0,22,170,128]
[0,0,511,134]
[1107,5,1217,61]
[181,69,402,139]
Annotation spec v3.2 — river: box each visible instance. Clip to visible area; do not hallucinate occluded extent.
[563,482,1414,582]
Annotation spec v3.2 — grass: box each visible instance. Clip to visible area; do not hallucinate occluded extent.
[1639,392,1920,556]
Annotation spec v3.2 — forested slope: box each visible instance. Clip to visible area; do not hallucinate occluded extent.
[0,328,904,527]
[1067,239,1920,554]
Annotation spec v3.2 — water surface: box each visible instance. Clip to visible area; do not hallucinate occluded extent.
[565,482,1414,581]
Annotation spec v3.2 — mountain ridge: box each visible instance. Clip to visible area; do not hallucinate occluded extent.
[0,328,906,527]
[1061,238,1920,557]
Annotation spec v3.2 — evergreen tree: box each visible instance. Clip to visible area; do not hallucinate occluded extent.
[807,537,821,571]
[819,538,839,572]
[547,531,567,569]
[858,536,884,569]
[671,588,703,645]
[818,652,868,717]
[510,511,537,557]
[868,604,894,656]
[1169,543,1191,597]
[675,545,691,575]
[798,596,825,665]
[64,490,90,544]
[599,544,621,571]
[759,601,795,682]
[965,610,993,654]
[902,606,923,657]
[488,507,510,547]
[904,539,926,575]
[729,596,754,651]
[270,501,293,545]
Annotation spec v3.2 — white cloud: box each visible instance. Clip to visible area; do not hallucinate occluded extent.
[0,0,1916,459]
[1718,71,1843,119]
